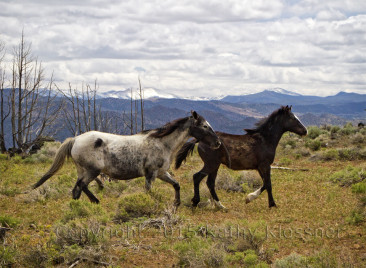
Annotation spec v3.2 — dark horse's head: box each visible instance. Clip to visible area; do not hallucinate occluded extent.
[149,111,221,149]
[281,105,307,136]
[245,105,307,136]
[189,111,221,149]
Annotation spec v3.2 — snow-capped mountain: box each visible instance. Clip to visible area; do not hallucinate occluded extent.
[264,87,302,96]
[97,88,179,100]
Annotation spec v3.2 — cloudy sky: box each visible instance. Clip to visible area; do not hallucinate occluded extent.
[0,0,366,98]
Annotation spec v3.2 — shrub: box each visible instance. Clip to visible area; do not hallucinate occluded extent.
[225,251,245,263]
[0,215,20,228]
[22,246,48,268]
[338,148,358,161]
[351,182,366,194]
[351,133,365,144]
[330,126,340,134]
[115,192,158,222]
[295,147,310,157]
[0,246,17,267]
[216,169,260,193]
[307,250,338,268]
[329,166,366,187]
[103,180,128,198]
[340,123,356,136]
[202,244,226,267]
[346,210,364,225]
[307,126,323,139]
[321,149,339,161]
[243,250,258,266]
[53,220,106,247]
[274,253,308,267]
[305,139,322,151]
[173,237,212,267]
[279,157,292,166]
[0,186,21,197]
[62,200,108,224]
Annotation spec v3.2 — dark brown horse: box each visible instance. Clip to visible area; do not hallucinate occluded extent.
[175,106,307,209]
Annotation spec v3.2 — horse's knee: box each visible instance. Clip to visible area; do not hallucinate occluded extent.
[193,172,206,184]
[72,179,83,199]
[72,186,82,199]
[173,182,180,191]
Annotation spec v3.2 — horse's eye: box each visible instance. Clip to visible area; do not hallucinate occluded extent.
[203,125,208,128]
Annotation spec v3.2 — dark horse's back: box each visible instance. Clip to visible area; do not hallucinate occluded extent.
[198,131,261,171]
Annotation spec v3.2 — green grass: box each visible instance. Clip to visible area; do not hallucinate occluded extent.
[0,215,20,228]
[0,129,365,267]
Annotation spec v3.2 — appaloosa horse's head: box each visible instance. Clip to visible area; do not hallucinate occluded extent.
[189,111,221,149]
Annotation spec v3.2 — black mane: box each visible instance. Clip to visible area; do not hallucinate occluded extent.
[149,117,190,138]
[244,106,290,135]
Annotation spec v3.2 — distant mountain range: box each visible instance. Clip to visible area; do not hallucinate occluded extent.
[1,88,365,146]
[94,88,365,135]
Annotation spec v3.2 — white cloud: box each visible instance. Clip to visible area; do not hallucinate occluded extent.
[0,0,365,98]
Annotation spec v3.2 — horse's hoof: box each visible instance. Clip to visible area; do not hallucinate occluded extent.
[197,200,211,208]
[213,200,228,212]
[245,196,251,204]
[215,206,229,213]
[269,203,277,208]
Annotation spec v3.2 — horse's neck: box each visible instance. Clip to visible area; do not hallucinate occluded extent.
[263,124,285,150]
[160,128,190,156]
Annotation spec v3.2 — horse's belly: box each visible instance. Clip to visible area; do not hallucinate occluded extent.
[104,156,144,180]
[106,169,143,180]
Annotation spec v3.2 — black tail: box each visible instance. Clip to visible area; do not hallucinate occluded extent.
[33,138,75,189]
[175,139,197,169]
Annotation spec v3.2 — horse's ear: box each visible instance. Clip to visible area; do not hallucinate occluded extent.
[284,105,292,111]
[244,128,255,134]
[191,110,198,120]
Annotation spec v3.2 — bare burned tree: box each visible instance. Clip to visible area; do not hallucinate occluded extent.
[123,78,145,135]
[10,31,62,153]
[58,79,122,135]
[138,76,144,131]
[0,39,10,153]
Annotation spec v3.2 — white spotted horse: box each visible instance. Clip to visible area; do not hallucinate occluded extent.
[33,111,221,210]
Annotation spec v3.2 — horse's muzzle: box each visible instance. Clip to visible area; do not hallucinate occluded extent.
[211,140,221,149]
[297,128,307,136]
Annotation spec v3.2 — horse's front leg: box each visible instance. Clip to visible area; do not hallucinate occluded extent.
[158,172,181,209]
[145,170,158,192]
[192,169,208,207]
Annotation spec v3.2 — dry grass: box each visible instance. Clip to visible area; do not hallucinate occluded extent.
[0,128,366,267]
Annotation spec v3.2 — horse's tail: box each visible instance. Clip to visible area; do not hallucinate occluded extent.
[175,139,197,169]
[33,137,75,189]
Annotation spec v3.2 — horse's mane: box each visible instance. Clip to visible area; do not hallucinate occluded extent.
[244,106,290,135]
[149,117,190,138]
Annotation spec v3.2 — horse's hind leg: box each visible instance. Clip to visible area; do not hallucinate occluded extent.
[95,177,104,190]
[72,168,101,204]
[246,165,275,208]
[158,172,180,209]
[72,178,83,200]
[259,165,276,208]
[206,170,227,210]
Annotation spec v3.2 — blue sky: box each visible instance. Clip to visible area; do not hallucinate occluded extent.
[0,0,365,98]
